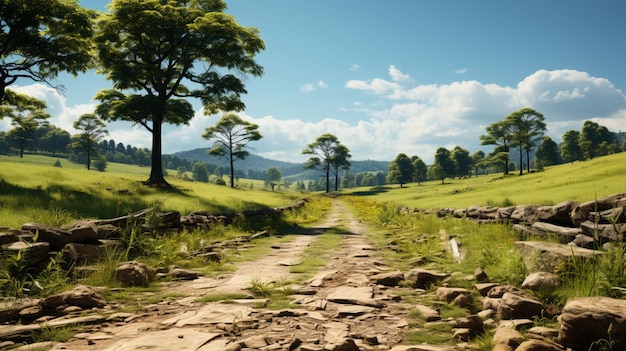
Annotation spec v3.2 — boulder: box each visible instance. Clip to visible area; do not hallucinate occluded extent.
[515,339,564,351]
[558,296,626,351]
[496,206,517,221]
[404,268,448,289]
[475,283,498,297]
[510,205,540,224]
[3,241,50,266]
[69,221,99,243]
[0,230,20,245]
[40,285,106,309]
[521,272,560,294]
[436,287,472,303]
[452,315,483,335]
[65,243,101,263]
[412,304,441,322]
[168,266,200,281]
[530,222,582,243]
[536,201,578,226]
[496,292,544,321]
[514,241,602,273]
[571,193,626,226]
[369,271,404,287]
[580,220,624,243]
[21,223,71,250]
[569,234,596,249]
[493,327,524,347]
[487,285,527,298]
[115,261,155,287]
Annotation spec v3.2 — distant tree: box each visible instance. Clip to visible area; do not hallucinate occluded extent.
[72,114,108,170]
[266,167,282,191]
[0,1,95,104]
[412,157,427,185]
[471,150,487,176]
[177,167,187,179]
[386,153,413,188]
[375,172,387,186]
[341,171,355,189]
[480,120,513,175]
[535,136,560,168]
[36,125,71,155]
[202,113,262,188]
[329,144,351,191]
[560,130,583,164]
[489,152,510,173]
[93,156,107,172]
[433,147,456,184]
[134,148,151,167]
[302,133,348,193]
[451,146,472,178]
[191,162,209,182]
[94,0,264,187]
[5,95,50,157]
[505,107,546,175]
[579,120,614,160]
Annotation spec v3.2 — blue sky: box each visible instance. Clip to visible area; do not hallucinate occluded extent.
[4,0,626,163]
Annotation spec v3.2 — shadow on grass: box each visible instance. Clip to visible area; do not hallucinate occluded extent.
[348,186,391,196]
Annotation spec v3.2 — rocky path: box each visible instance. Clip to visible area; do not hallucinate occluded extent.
[46,199,428,351]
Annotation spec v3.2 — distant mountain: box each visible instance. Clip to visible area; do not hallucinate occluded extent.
[168,148,389,179]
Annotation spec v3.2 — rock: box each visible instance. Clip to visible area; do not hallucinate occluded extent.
[452,294,472,308]
[527,326,559,339]
[412,304,441,322]
[521,272,560,294]
[571,193,626,226]
[492,344,514,351]
[168,267,200,281]
[326,286,384,308]
[514,241,601,273]
[498,319,535,330]
[475,283,498,296]
[329,338,360,351]
[436,287,472,303]
[580,220,624,243]
[453,328,471,341]
[558,296,626,351]
[536,201,578,226]
[369,271,404,287]
[115,261,155,287]
[474,267,488,282]
[40,285,106,309]
[496,206,517,221]
[65,243,101,262]
[404,268,448,289]
[0,230,20,245]
[96,224,122,239]
[487,285,527,298]
[493,327,524,347]
[569,234,596,249]
[452,315,483,335]
[530,222,582,243]
[496,292,544,321]
[515,339,564,351]
[21,223,71,250]
[69,221,100,243]
[3,241,50,266]
[510,205,540,224]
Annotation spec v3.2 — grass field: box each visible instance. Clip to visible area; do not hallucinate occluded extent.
[345,152,626,209]
[0,154,301,228]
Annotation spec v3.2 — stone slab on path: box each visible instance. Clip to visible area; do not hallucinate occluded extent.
[161,303,252,327]
[326,286,385,308]
[97,328,221,351]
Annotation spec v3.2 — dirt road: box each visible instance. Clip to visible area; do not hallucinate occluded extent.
[48,199,437,351]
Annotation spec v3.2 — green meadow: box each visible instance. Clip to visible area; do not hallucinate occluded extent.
[0,154,299,228]
[345,151,626,209]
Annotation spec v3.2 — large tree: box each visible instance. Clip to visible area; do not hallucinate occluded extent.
[451,146,472,178]
[505,107,546,175]
[535,136,560,168]
[329,144,351,191]
[433,147,457,184]
[4,94,49,157]
[412,157,427,185]
[579,120,614,160]
[480,120,513,175]
[72,114,108,170]
[0,0,95,104]
[560,130,582,164]
[202,113,262,188]
[386,153,413,188]
[302,133,348,193]
[94,0,264,187]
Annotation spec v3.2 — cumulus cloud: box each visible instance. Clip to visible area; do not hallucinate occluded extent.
[455,68,469,74]
[349,64,361,72]
[5,69,625,165]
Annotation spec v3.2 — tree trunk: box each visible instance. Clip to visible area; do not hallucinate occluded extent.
[145,119,170,188]
[325,164,330,193]
[229,153,235,188]
[526,148,531,173]
[518,147,523,176]
[86,139,91,170]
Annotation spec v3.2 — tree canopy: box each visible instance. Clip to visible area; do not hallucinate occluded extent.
[302,133,350,193]
[480,120,513,175]
[72,114,108,170]
[202,113,262,188]
[504,107,546,175]
[0,0,96,104]
[93,0,264,187]
[386,153,413,187]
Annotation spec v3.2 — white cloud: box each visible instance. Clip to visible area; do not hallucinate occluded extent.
[300,81,328,93]
[5,69,625,165]
[349,64,361,72]
[389,65,413,83]
[455,68,469,74]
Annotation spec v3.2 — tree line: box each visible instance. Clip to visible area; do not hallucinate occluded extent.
[386,107,624,186]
